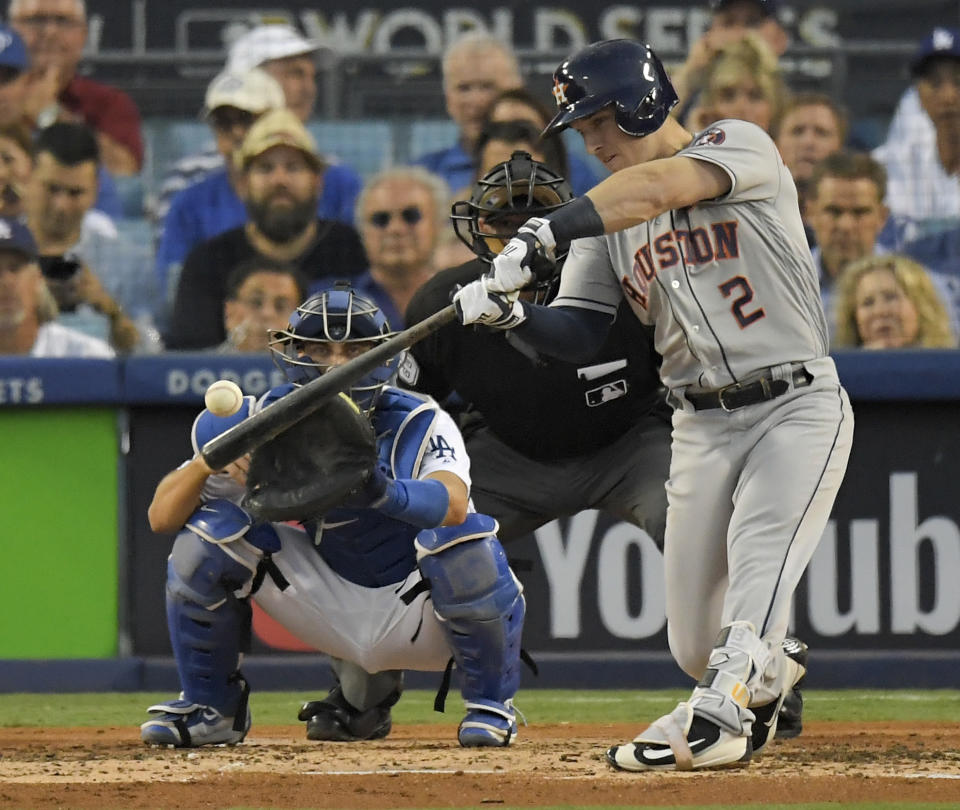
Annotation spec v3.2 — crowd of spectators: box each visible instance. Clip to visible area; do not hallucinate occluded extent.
[1,0,959,360]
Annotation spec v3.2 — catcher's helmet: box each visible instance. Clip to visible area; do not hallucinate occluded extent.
[451,150,573,302]
[543,39,678,138]
[269,282,398,414]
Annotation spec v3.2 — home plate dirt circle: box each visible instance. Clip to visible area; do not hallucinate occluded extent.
[1,722,958,809]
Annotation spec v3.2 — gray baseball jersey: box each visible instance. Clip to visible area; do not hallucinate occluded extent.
[555,120,827,392]
[552,119,854,709]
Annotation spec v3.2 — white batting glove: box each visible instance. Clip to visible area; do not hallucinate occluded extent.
[453,278,527,329]
[487,217,558,294]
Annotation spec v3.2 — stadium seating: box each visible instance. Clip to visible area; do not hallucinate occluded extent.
[307,120,394,177]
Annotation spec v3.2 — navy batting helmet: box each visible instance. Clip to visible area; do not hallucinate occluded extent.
[269,282,398,414]
[543,39,678,138]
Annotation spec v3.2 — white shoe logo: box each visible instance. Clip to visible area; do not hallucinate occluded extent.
[642,738,706,761]
[641,747,675,761]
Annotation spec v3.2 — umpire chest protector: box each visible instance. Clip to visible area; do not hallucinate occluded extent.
[311,387,441,587]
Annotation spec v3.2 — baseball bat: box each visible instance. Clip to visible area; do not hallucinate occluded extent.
[201,303,458,471]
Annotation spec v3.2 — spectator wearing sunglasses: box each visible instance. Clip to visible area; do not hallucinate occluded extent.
[165,109,366,350]
[348,167,450,325]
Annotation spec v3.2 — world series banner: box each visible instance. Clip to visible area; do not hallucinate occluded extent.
[75,1,959,122]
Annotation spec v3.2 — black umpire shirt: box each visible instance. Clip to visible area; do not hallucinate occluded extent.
[405,258,669,462]
[166,219,367,350]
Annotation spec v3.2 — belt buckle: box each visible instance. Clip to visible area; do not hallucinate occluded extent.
[717,382,744,412]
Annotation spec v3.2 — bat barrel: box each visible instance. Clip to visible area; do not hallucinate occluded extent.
[200,304,457,470]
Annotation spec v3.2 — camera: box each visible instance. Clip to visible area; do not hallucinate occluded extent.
[39,254,83,313]
[39,254,82,281]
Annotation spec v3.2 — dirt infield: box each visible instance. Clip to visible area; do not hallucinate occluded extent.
[1,721,958,809]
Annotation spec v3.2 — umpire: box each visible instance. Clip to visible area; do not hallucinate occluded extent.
[302,153,670,743]
[405,151,671,543]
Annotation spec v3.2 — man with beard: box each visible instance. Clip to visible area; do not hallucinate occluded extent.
[24,121,140,352]
[165,109,366,350]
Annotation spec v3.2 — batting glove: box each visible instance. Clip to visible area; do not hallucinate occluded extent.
[487,217,559,294]
[453,277,527,329]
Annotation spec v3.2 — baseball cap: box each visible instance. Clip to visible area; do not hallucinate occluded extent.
[204,68,286,115]
[0,216,37,259]
[226,24,322,73]
[910,27,960,77]
[708,0,779,16]
[0,24,28,72]
[235,108,322,171]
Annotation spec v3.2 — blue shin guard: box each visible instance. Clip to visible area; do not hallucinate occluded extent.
[415,514,525,747]
[142,504,267,746]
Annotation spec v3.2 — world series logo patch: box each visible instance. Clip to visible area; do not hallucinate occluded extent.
[693,127,726,147]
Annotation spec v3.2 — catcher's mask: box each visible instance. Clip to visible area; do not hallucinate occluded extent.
[269,282,398,414]
[451,150,573,304]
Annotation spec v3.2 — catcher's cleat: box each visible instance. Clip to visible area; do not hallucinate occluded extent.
[299,685,395,742]
[140,699,250,747]
[458,699,518,748]
[752,636,809,754]
[606,702,751,771]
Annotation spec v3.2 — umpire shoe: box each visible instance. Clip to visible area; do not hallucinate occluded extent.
[299,685,395,742]
[140,699,250,747]
[606,701,750,771]
[751,636,809,754]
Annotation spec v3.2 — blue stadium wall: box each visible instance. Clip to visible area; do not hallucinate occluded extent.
[1,351,958,692]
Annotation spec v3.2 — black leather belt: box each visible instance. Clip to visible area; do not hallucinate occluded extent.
[686,366,812,412]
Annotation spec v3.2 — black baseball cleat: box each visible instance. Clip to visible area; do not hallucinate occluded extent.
[751,636,808,753]
[298,685,398,742]
[776,686,804,739]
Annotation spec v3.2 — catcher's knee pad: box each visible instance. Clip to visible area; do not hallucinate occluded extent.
[184,498,281,554]
[415,514,525,706]
[166,526,257,715]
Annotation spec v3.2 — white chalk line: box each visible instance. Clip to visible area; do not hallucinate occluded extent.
[302,768,500,775]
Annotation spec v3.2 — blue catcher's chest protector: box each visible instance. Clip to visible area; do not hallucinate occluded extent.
[310,387,441,587]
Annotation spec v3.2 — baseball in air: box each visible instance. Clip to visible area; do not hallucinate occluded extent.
[204,380,244,417]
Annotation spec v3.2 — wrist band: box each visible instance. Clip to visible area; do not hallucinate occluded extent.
[374,477,450,528]
[546,195,605,243]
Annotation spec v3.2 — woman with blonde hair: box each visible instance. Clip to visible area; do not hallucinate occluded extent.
[833,255,956,349]
[691,32,788,133]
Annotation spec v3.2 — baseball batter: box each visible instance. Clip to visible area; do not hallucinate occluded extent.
[141,285,526,749]
[455,39,853,771]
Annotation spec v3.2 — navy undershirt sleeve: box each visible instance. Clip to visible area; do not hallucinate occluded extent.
[512,303,614,364]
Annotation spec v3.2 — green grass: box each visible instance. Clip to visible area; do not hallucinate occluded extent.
[1,689,958,727]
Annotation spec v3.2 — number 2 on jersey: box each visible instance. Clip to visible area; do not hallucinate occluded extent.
[718,275,765,328]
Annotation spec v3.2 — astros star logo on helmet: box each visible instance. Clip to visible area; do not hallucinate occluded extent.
[552,78,569,106]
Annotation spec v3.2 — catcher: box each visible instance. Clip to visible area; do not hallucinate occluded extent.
[141,283,526,749]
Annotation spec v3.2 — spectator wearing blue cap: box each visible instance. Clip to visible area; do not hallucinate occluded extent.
[672,0,788,127]
[0,215,112,356]
[875,27,960,249]
[0,22,30,128]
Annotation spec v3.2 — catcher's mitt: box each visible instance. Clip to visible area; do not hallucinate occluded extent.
[243,392,377,522]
